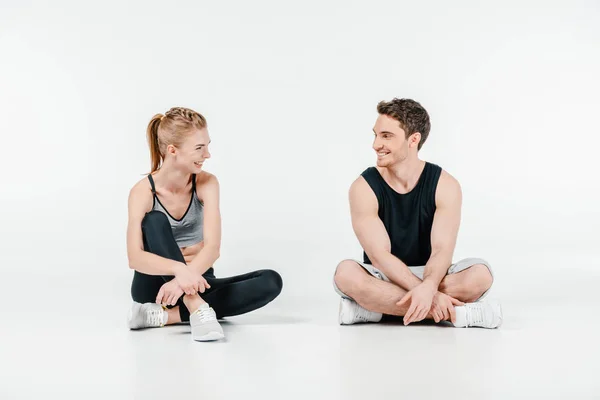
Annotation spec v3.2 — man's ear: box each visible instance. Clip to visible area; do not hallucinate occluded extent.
[409,132,421,149]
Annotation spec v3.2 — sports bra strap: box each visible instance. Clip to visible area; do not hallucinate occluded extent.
[147,174,156,195]
[148,174,195,195]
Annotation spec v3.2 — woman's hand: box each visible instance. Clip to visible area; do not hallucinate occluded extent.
[156,279,184,306]
[173,264,199,295]
[173,264,211,295]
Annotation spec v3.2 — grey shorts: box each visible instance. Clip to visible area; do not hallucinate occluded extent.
[333,257,494,302]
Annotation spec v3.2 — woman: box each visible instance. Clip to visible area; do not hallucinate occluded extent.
[127,107,283,341]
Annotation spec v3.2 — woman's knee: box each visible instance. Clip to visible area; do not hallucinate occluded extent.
[142,210,170,230]
[260,270,283,299]
[141,211,173,250]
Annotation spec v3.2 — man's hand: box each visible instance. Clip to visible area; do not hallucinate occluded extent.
[430,292,464,324]
[397,281,437,325]
[156,279,184,306]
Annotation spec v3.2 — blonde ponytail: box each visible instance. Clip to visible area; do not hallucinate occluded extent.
[146,114,164,173]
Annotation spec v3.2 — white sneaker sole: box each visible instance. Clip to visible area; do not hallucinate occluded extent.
[193,331,225,342]
[494,302,503,328]
[339,297,383,325]
[127,302,141,330]
[338,298,352,325]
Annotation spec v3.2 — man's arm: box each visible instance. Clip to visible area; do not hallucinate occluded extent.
[422,171,462,288]
[349,177,422,291]
[187,174,222,275]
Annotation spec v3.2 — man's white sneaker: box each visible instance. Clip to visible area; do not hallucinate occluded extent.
[453,300,503,329]
[339,297,383,325]
[190,303,224,341]
[128,302,168,330]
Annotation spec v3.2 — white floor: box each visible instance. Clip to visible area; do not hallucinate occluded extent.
[3,258,600,400]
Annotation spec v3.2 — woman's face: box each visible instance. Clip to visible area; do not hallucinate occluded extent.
[167,128,212,173]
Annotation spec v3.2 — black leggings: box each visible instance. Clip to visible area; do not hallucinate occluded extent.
[131,211,283,322]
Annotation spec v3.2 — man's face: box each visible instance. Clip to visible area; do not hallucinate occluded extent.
[372,114,410,168]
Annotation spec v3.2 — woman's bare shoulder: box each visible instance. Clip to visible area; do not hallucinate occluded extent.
[195,170,219,188]
[128,175,154,211]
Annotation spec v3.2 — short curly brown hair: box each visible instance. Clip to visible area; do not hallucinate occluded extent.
[377,98,431,150]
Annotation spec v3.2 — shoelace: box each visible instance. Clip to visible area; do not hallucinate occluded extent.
[466,303,485,326]
[193,307,217,323]
[146,306,164,327]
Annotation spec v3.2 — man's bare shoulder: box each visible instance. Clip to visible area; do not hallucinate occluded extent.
[349,175,369,193]
[351,172,380,199]
[349,175,378,212]
[436,169,462,206]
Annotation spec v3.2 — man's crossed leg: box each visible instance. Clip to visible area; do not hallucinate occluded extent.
[333,258,502,328]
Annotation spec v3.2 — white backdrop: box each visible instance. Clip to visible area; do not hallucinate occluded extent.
[1,0,599,309]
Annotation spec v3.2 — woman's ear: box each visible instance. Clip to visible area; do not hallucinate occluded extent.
[166,144,177,156]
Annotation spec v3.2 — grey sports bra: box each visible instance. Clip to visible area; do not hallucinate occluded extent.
[148,174,204,247]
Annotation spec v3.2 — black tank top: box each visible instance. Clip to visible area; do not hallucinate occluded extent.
[361,162,442,267]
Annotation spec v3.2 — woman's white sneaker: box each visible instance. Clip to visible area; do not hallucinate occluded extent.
[190,303,225,341]
[339,298,383,325]
[128,302,168,330]
[453,300,503,329]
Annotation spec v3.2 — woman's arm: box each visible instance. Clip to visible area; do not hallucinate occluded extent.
[126,181,186,276]
[187,173,221,275]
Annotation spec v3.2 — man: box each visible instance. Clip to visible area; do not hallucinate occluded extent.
[333,98,502,328]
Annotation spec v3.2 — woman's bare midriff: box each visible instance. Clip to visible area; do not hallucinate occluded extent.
[181,241,204,264]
